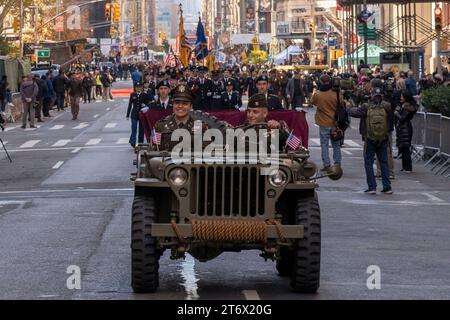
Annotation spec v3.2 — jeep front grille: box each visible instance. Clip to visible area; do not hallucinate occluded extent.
[190,166,266,217]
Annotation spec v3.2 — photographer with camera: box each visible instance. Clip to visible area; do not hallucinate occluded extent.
[311,74,344,173]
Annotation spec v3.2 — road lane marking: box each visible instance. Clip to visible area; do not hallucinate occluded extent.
[52,140,71,147]
[180,254,199,300]
[314,124,319,128]
[85,138,102,145]
[422,193,444,203]
[105,122,117,129]
[52,161,64,169]
[93,114,99,118]
[242,290,261,300]
[24,126,40,131]
[72,148,81,153]
[341,149,352,155]
[310,138,321,146]
[0,188,133,195]
[50,125,64,130]
[4,126,19,132]
[344,199,450,206]
[345,140,362,147]
[116,138,129,144]
[2,141,7,145]
[19,140,41,148]
[106,107,111,111]
[73,122,89,129]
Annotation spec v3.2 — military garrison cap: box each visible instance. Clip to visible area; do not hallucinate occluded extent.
[172,84,194,103]
[256,75,269,83]
[156,79,170,89]
[248,93,269,109]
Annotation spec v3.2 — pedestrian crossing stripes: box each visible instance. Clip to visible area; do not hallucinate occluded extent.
[73,123,89,129]
[309,138,362,148]
[116,138,129,144]
[24,126,40,131]
[19,140,41,148]
[4,126,19,132]
[52,140,71,147]
[85,139,102,146]
[50,125,64,130]
[93,114,99,118]
[345,140,362,147]
[52,161,64,169]
[105,123,117,129]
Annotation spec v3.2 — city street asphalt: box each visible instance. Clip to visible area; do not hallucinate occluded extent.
[0,80,449,300]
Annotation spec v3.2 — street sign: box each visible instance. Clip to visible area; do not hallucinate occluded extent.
[54,16,64,32]
[37,48,50,58]
[358,22,376,40]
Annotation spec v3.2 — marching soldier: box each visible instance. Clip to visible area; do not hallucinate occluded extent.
[149,79,173,111]
[221,81,242,110]
[210,70,225,110]
[255,75,284,110]
[154,84,208,152]
[244,70,258,98]
[126,82,147,148]
[193,66,212,110]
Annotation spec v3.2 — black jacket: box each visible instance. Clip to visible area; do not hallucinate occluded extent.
[245,77,257,98]
[193,78,213,110]
[126,92,147,119]
[52,75,68,93]
[266,94,284,110]
[149,97,173,111]
[220,91,242,110]
[395,102,417,148]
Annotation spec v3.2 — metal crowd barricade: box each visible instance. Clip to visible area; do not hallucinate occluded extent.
[424,113,442,167]
[411,112,425,161]
[433,116,450,176]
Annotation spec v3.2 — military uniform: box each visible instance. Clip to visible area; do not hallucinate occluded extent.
[126,83,147,147]
[193,73,213,110]
[221,90,242,110]
[236,93,290,152]
[153,84,209,152]
[210,79,225,110]
[255,75,284,110]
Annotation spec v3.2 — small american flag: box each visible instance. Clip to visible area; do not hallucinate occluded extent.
[286,131,302,150]
[151,128,161,145]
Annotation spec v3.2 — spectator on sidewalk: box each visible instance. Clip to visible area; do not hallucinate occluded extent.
[42,75,54,117]
[347,87,393,195]
[405,70,418,97]
[52,71,68,111]
[34,74,46,122]
[0,75,8,112]
[311,74,343,172]
[95,70,103,99]
[68,72,83,120]
[101,71,113,101]
[20,75,39,129]
[82,72,94,103]
[395,90,418,173]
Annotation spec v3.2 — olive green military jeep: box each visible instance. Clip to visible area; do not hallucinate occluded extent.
[130,112,342,294]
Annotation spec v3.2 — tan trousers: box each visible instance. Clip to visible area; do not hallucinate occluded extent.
[22,102,35,127]
[70,96,80,119]
[103,86,111,101]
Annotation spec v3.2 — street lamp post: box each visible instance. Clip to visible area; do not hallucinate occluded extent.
[19,0,24,59]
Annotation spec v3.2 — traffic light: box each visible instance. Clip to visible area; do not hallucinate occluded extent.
[112,3,120,23]
[131,24,136,33]
[435,6,442,32]
[105,3,111,21]
[13,17,20,33]
[309,19,315,32]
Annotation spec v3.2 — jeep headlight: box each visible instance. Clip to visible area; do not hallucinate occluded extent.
[168,168,188,186]
[268,169,288,187]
